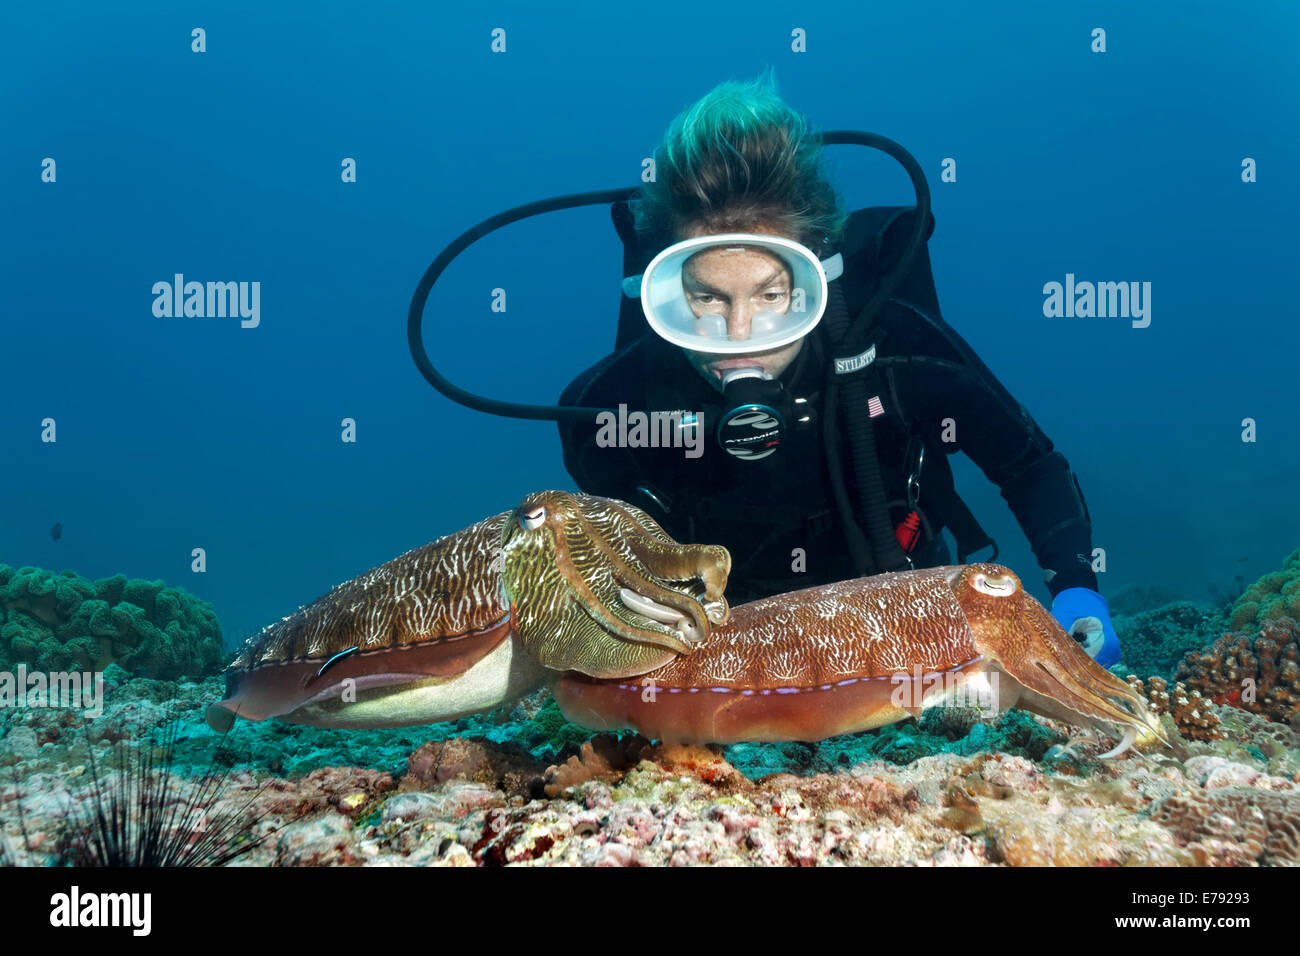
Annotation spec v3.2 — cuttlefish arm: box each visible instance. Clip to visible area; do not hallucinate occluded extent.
[552,564,1170,755]
[206,491,731,729]
[502,491,731,678]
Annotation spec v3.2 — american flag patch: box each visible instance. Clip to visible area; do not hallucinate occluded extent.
[867,395,885,418]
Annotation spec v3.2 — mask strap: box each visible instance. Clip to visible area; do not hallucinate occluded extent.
[821,253,843,282]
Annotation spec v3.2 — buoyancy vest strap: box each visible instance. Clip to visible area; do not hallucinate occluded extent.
[821,280,910,574]
[612,201,652,351]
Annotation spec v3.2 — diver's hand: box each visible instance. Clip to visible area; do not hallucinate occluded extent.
[1051,588,1121,667]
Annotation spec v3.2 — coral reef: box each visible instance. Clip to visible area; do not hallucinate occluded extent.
[1125,675,1222,742]
[0,564,222,680]
[1149,787,1300,865]
[1112,602,1229,680]
[1175,617,1300,725]
[1108,583,1189,617]
[1227,547,1300,632]
[4,661,1299,868]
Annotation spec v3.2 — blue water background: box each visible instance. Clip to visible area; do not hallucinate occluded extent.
[2,1,1297,647]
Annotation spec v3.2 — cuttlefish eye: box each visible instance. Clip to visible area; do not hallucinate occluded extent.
[971,572,1017,597]
[518,505,547,531]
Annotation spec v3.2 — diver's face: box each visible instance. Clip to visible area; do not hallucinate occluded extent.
[677,229,804,391]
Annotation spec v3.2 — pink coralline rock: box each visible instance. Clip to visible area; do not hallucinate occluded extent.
[4,706,81,748]
[83,699,175,744]
[581,782,614,811]
[249,766,396,820]
[457,747,945,866]
[990,806,1191,866]
[1,727,38,759]
[591,841,639,866]
[759,770,921,826]
[1182,756,1295,792]
[604,802,661,847]
[921,835,991,867]
[403,737,545,796]
[980,755,1043,791]
[264,813,363,867]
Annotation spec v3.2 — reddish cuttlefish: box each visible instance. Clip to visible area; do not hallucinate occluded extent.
[207,491,1168,759]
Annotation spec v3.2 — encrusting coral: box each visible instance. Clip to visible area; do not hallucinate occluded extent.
[1226,547,1300,632]
[1125,675,1223,742]
[1149,787,1300,866]
[1175,617,1300,725]
[0,564,222,680]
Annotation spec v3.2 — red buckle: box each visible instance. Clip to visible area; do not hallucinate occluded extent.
[895,511,922,553]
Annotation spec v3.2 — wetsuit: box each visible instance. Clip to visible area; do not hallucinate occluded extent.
[558,207,1099,606]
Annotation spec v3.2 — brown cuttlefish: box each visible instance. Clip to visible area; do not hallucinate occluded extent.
[208,491,1168,758]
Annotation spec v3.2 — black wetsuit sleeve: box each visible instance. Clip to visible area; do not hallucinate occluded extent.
[558,363,631,497]
[895,324,1100,598]
[556,356,668,521]
[558,422,644,503]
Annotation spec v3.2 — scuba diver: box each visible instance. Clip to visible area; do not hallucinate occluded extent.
[408,72,1122,665]
[558,76,1120,665]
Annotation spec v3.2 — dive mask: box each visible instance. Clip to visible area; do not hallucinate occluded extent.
[622,233,843,354]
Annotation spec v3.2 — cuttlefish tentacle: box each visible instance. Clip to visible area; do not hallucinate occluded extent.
[206,491,731,729]
[553,563,1172,755]
[502,491,731,678]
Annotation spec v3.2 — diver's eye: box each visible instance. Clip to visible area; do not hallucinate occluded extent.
[762,291,788,303]
[689,292,723,306]
[519,506,547,530]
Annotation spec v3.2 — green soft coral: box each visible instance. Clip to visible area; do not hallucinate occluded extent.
[1229,548,1300,633]
[0,564,222,680]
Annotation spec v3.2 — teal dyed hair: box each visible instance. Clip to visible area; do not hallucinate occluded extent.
[634,69,845,253]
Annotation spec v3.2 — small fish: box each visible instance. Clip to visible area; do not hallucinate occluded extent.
[50,522,62,542]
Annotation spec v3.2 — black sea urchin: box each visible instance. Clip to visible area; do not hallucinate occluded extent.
[61,721,272,867]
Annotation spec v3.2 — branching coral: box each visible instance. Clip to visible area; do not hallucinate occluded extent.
[0,564,222,680]
[1125,676,1223,741]
[1175,618,1300,725]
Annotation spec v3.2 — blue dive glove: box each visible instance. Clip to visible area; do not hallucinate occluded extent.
[1051,588,1121,667]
